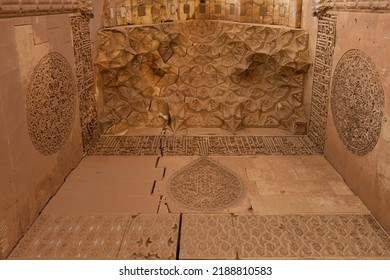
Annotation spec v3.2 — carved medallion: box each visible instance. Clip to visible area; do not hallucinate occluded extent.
[331,49,384,156]
[167,157,244,210]
[27,52,76,155]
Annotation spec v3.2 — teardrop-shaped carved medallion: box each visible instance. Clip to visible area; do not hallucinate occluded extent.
[167,157,244,210]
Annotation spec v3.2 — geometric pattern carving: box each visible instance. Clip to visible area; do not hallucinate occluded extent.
[9,215,131,260]
[97,20,310,135]
[71,16,100,152]
[167,157,244,211]
[180,214,237,259]
[307,14,337,152]
[27,52,76,156]
[234,215,390,259]
[8,214,390,259]
[88,135,322,156]
[331,49,385,156]
[118,214,180,260]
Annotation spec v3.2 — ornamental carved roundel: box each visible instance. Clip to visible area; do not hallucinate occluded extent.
[27,52,76,156]
[331,49,384,156]
[168,157,244,211]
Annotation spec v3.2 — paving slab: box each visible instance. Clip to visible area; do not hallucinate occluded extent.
[117,214,180,260]
[180,214,237,260]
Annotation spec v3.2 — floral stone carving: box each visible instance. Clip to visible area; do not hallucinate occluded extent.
[167,157,244,210]
[27,52,76,156]
[331,49,385,156]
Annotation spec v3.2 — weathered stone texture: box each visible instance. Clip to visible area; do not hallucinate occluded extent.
[103,0,302,27]
[97,20,310,135]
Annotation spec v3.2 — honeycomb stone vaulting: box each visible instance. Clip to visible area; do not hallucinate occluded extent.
[97,20,311,134]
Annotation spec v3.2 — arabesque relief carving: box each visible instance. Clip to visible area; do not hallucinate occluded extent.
[27,52,76,156]
[331,49,384,156]
[97,20,310,134]
[167,157,244,210]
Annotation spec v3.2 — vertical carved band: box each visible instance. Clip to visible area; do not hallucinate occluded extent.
[71,16,99,152]
[307,14,337,152]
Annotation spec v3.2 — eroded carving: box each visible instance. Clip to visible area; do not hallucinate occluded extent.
[118,214,180,260]
[307,14,337,152]
[167,157,244,211]
[313,0,390,18]
[97,21,310,135]
[27,52,76,156]
[9,215,130,259]
[331,49,384,156]
[0,1,93,18]
[71,16,100,152]
[88,135,321,156]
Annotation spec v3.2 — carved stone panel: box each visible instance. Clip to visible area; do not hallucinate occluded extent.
[27,52,76,156]
[71,16,100,152]
[167,157,244,211]
[180,214,237,259]
[97,21,310,135]
[307,14,337,152]
[331,49,384,156]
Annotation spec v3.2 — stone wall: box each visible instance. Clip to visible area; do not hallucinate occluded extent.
[0,14,85,258]
[103,0,302,27]
[97,20,310,135]
[0,0,93,18]
[313,0,390,18]
[323,12,390,233]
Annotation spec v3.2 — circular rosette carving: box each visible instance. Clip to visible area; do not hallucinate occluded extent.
[27,52,76,155]
[331,49,384,156]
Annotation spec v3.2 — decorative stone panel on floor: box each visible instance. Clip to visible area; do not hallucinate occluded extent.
[167,157,244,211]
[331,49,385,156]
[88,135,321,156]
[233,215,390,259]
[117,214,180,260]
[180,214,237,259]
[9,215,131,260]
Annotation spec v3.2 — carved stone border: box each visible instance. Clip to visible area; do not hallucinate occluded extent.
[0,0,93,18]
[313,0,390,18]
[88,135,321,156]
[71,16,99,152]
[307,14,337,152]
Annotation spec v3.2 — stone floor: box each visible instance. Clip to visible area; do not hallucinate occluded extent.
[8,146,390,259]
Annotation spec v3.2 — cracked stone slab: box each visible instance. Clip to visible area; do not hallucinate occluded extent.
[9,215,131,260]
[180,214,237,259]
[117,214,180,260]
[233,214,390,259]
